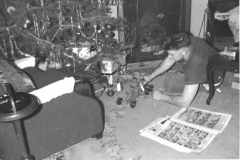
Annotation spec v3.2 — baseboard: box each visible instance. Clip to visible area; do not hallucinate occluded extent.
[126,60,162,71]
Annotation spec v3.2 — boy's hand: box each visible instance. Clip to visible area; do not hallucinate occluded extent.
[143,75,153,85]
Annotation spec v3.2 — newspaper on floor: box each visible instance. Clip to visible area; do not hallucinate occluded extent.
[139,107,232,153]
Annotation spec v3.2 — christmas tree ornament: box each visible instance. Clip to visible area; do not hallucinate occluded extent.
[76,31,82,35]
[7,6,15,14]
[105,23,114,30]
[108,0,119,6]
[97,29,103,34]
[77,24,81,29]
[97,41,102,45]
[64,46,98,62]
[90,45,97,52]
[65,62,71,67]
[96,24,101,32]
[114,0,120,6]
[80,47,97,60]
[108,31,115,37]
[23,18,31,29]
[97,46,102,52]
[156,13,164,19]
[109,40,117,47]
[92,24,98,31]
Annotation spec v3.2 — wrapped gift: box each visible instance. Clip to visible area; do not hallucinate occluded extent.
[100,58,118,85]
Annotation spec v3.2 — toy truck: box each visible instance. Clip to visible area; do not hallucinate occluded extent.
[116,83,153,108]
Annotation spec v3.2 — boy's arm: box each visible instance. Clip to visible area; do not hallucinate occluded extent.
[153,84,199,107]
[144,55,175,83]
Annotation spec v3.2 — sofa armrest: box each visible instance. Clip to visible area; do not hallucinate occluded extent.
[74,82,93,97]
[29,77,75,104]
[14,56,36,69]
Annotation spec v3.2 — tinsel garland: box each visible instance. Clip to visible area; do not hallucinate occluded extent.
[0,0,131,67]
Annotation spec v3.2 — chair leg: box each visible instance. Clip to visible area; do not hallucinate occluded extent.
[91,132,103,139]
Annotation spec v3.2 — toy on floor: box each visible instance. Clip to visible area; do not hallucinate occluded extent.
[105,82,124,97]
[99,58,126,97]
[116,82,154,108]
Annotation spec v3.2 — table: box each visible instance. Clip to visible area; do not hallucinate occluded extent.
[206,52,239,105]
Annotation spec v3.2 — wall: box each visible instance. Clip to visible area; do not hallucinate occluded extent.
[190,0,208,38]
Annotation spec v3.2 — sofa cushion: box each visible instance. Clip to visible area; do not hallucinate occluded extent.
[0,59,36,94]
[23,67,71,89]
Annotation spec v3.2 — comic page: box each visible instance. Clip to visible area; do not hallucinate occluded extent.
[171,107,232,134]
[140,119,216,153]
[140,108,232,153]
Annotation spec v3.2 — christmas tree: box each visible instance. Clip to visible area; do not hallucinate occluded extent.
[0,0,130,69]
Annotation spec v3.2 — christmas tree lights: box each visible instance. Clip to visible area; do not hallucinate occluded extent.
[0,0,131,68]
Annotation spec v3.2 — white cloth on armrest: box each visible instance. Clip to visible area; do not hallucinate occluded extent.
[29,77,75,104]
[14,56,36,69]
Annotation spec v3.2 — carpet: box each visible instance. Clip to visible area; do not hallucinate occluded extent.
[43,72,239,160]
[43,92,142,160]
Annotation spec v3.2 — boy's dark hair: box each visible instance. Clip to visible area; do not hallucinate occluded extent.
[160,31,191,51]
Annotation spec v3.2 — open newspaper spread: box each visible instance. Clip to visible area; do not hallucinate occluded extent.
[139,107,232,153]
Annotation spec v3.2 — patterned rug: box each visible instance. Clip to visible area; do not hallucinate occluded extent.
[42,93,142,160]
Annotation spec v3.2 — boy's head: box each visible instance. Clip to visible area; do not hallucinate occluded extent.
[160,31,191,62]
[160,31,191,50]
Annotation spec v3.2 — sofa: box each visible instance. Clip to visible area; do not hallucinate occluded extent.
[0,59,105,160]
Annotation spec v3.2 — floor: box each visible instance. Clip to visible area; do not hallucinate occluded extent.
[43,37,239,160]
[98,71,239,159]
[41,63,239,160]
[99,36,240,159]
